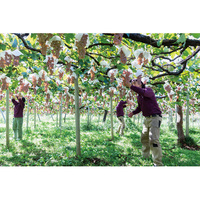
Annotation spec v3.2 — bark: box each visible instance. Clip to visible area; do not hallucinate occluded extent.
[103,110,108,122]
[176,104,185,145]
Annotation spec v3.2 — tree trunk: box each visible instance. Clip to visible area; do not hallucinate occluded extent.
[34,106,36,129]
[176,104,185,145]
[103,110,108,122]
[59,97,62,133]
[26,99,29,132]
[64,113,66,123]
[185,93,189,136]
[37,113,41,122]
[110,95,114,140]
[6,89,9,148]
[87,106,90,126]
[75,76,81,156]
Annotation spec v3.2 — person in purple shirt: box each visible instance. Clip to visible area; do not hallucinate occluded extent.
[11,93,25,140]
[126,78,163,166]
[116,100,127,136]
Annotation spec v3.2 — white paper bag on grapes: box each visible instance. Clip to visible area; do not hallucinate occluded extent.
[108,69,118,83]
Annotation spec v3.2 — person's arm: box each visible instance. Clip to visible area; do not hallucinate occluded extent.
[12,98,18,106]
[132,105,141,115]
[128,104,141,117]
[18,98,25,109]
[130,86,154,98]
[122,101,127,108]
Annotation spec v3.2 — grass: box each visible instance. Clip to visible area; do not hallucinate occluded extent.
[0,113,199,166]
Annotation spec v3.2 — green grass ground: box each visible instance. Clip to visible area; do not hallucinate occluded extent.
[0,113,199,166]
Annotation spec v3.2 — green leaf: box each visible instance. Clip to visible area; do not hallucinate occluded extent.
[31,34,37,39]
[12,38,18,48]
[64,33,75,44]
[157,39,162,47]
[176,34,186,44]
[190,33,200,39]
[21,72,28,78]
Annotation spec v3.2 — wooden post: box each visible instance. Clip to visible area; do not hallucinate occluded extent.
[34,106,36,129]
[37,113,41,122]
[75,76,81,156]
[56,110,58,127]
[133,115,136,123]
[64,113,66,123]
[26,99,29,132]
[175,104,177,127]
[59,97,62,133]
[87,105,90,126]
[6,89,9,148]
[186,93,189,136]
[110,95,114,140]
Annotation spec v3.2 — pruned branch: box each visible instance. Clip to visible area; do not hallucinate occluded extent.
[13,33,41,53]
[87,43,114,49]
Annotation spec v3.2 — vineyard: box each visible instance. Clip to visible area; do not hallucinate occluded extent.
[0,33,200,168]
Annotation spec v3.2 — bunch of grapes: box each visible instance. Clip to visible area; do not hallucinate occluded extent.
[143,58,148,65]
[109,90,114,97]
[115,96,119,103]
[110,73,115,83]
[67,75,71,84]
[1,77,9,91]
[164,84,171,93]
[51,40,62,59]
[58,70,64,80]
[70,76,75,84]
[70,107,74,115]
[113,33,123,45]
[90,70,95,81]
[5,52,13,66]
[44,81,49,92]
[99,89,103,97]
[38,77,42,86]
[65,93,70,103]
[120,88,126,99]
[13,56,20,66]
[121,70,131,86]
[32,75,37,88]
[75,34,88,59]
[79,97,82,107]
[59,92,62,101]
[38,33,53,55]
[47,57,55,75]
[70,96,74,104]
[137,53,143,65]
[19,82,30,93]
[0,57,6,68]
[46,93,50,104]
[0,90,3,100]
[65,62,71,73]
[83,92,87,100]
[119,49,127,64]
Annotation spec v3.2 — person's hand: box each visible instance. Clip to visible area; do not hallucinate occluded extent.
[18,92,22,98]
[124,78,131,88]
[128,112,134,118]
